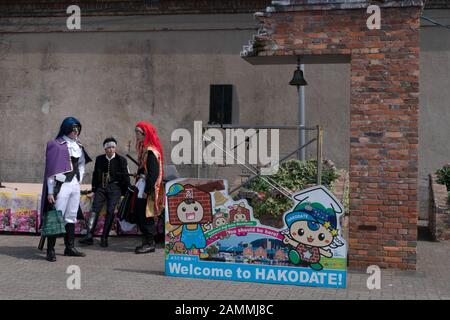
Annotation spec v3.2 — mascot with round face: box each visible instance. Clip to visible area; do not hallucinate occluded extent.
[229,202,250,223]
[213,210,229,228]
[166,184,213,258]
[282,202,344,271]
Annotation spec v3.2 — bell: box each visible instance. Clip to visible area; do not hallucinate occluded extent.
[289,66,307,87]
[214,191,229,207]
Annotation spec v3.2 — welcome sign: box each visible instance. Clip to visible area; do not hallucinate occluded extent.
[164,179,347,288]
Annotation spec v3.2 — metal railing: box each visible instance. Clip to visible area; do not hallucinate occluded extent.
[197,124,324,199]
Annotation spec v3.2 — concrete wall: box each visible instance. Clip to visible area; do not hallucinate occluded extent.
[304,63,350,169]
[0,14,302,188]
[419,10,450,219]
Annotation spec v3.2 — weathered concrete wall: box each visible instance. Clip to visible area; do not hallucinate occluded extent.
[304,63,350,168]
[0,14,304,186]
[0,14,351,189]
[419,9,450,220]
[1,9,449,225]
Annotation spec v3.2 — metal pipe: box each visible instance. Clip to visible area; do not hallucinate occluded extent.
[316,125,323,185]
[298,63,306,161]
[202,133,292,198]
[203,124,316,130]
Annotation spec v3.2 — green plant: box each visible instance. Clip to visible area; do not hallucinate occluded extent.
[243,159,339,218]
[436,164,450,191]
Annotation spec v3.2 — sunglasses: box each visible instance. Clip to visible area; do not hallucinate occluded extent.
[71,125,81,133]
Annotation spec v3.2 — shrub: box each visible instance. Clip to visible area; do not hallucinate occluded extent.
[241,159,339,218]
[436,164,450,191]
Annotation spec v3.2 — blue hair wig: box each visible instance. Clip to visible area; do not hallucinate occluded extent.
[56,117,82,138]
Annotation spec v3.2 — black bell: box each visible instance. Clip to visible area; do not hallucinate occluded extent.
[289,65,307,87]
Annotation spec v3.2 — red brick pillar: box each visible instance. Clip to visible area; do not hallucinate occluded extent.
[347,9,420,270]
[243,2,422,269]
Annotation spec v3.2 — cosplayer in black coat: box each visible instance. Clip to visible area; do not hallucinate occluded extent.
[79,137,130,247]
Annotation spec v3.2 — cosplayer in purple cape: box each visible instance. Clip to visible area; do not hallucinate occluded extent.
[40,117,92,262]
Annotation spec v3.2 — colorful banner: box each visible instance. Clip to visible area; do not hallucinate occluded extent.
[0,191,139,235]
[165,179,347,288]
[0,192,39,233]
[11,193,39,233]
[0,192,13,232]
[75,195,136,236]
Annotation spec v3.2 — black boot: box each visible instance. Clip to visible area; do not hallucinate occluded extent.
[79,212,98,245]
[100,211,114,248]
[134,236,146,253]
[135,234,155,254]
[100,237,108,247]
[64,223,86,257]
[46,237,56,262]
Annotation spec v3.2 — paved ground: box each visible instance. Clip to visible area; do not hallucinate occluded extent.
[0,234,449,300]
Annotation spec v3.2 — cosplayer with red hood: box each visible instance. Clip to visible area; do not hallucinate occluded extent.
[133,121,164,254]
[40,117,92,262]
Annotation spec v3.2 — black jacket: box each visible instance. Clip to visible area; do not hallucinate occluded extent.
[91,153,130,195]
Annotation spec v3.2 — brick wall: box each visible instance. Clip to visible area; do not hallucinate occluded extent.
[245,3,421,269]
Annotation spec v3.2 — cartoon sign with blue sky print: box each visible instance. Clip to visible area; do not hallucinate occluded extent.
[165,179,347,288]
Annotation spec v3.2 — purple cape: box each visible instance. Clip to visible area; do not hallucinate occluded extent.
[40,137,92,219]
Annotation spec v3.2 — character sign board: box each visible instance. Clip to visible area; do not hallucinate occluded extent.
[165,179,347,288]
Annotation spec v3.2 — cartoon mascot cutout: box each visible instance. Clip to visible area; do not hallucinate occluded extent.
[166,183,212,258]
[282,186,345,271]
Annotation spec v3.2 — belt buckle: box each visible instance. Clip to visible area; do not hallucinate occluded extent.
[102,173,110,188]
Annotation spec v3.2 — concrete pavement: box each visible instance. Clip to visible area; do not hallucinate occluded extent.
[0,234,449,300]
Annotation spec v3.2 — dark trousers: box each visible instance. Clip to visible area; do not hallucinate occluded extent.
[91,183,122,238]
[135,198,155,237]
